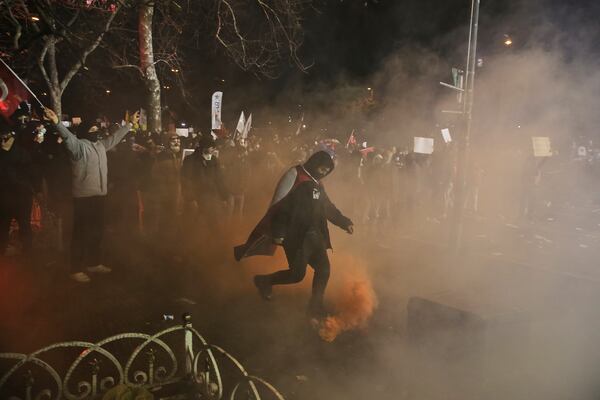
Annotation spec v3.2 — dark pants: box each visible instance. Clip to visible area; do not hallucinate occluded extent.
[0,193,33,252]
[71,196,105,272]
[266,230,331,314]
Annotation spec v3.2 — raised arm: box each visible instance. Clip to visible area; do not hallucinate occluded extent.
[102,111,138,151]
[44,108,85,160]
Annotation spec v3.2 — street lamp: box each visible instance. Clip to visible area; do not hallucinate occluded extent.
[503,34,513,47]
[105,89,111,94]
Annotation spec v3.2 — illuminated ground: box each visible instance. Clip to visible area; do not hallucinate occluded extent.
[2,205,600,399]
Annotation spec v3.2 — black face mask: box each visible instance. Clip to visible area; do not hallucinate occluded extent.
[84,132,99,142]
[303,151,335,180]
[312,169,328,180]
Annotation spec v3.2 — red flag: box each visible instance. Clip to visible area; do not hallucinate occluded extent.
[346,129,357,148]
[0,61,30,120]
[359,146,375,157]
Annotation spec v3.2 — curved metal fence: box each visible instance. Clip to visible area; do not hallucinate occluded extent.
[0,313,284,400]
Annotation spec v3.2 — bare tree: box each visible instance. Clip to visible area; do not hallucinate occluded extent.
[0,0,123,117]
[138,1,161,131]
[214,0,311,78]
[106,0,312,132]
[107,0,186,132]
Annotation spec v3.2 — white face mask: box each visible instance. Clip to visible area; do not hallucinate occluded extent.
[34,127,46,143]
[202,153,212,161]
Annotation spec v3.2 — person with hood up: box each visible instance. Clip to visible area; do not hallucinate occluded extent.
[43,108,139,283]
[235,150,354,318]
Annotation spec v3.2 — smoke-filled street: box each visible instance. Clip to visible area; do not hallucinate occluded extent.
[2,0,600,399]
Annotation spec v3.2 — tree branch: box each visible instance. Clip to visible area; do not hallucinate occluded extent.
[5,3,23,49]
[111,63,144,75]
[59,4,121,93]
[37,37,52,90]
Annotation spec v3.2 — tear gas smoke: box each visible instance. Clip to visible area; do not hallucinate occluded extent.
[318,277,377,342]
[318,255,378,342]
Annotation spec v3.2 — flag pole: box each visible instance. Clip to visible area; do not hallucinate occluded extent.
[0,58,45,108]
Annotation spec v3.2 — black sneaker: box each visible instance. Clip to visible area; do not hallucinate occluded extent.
[253,275,273,301]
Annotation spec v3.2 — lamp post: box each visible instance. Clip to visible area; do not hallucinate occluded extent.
[452,0,480,252]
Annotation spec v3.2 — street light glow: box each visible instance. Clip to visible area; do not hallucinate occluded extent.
[105,89,111,94]
[31,16,40,22]
[503,34,513,46]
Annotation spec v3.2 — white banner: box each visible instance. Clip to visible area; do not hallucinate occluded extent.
[440,128,452,143]
[175,128,189,137]
[182,148,195,161]
[235,111,246,138]
[414,137,434,154]
[532,137,552,157]
[242,113,252,139]
[211,91,223,130]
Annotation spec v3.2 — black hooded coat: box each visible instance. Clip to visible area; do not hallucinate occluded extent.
[234,151,352,261]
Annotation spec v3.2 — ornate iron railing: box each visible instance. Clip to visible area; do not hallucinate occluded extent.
[0,314,284,400]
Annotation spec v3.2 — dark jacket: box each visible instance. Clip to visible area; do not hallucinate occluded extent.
[0,141,41,198]
[181,150,228,202]
[271,178,351,259]
[234,151,351,261]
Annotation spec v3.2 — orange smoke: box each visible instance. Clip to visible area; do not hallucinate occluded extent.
[319,257,378,342]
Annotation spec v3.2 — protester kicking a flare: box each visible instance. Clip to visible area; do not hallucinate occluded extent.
[43,108,139,283]
[235,151,354,319]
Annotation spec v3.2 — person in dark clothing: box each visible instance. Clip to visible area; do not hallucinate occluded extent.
[235,151,354,318]
[41,130,72,251]
[106,136,144,237]
[142,134,182,239]
[181,135,228,224]
[0,126,42,255]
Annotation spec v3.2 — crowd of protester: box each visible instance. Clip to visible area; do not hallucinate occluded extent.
[2,101,596,282]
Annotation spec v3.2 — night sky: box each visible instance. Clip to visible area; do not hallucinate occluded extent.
[59,0,599,128]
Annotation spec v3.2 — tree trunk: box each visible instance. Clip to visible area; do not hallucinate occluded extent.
[46,38,62,118]
[139,2,161,133]
[49,89,62,119]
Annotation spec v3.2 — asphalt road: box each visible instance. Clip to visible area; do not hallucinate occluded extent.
[2,200,600,399]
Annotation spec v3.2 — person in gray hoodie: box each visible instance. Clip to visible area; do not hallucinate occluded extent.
[44,108,139,283]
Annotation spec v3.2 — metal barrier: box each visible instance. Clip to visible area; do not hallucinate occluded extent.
[0,314,284,400]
